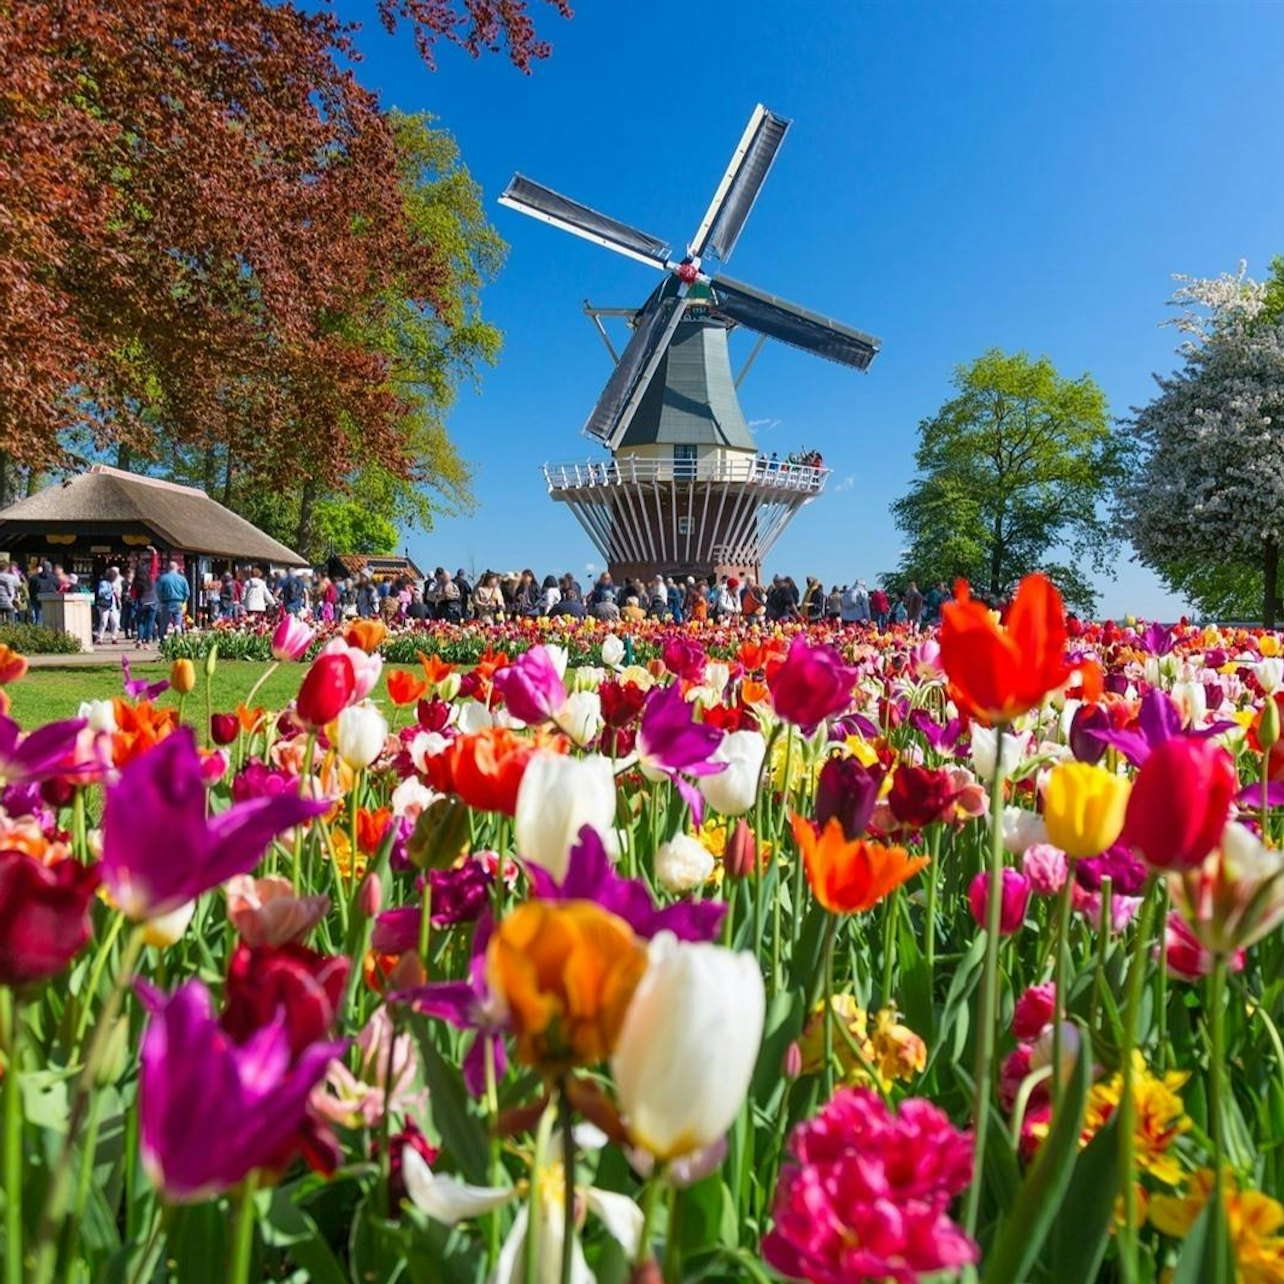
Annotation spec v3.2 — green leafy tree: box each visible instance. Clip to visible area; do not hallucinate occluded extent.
[888,349,1121,614]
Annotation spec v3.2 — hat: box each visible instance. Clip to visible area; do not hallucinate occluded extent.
[68,574,78,584]
[728,576,740,589]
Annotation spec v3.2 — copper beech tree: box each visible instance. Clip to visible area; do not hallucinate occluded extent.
[0,0,568,518]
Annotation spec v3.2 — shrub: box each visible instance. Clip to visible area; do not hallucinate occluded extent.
[0,623,82,655]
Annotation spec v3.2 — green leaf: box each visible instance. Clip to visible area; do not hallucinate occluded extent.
[260,1188,349,1284]
[983,1034,1093,1284]
[410,1015,491,1184]
[1173,1184,1233,1284]
[1044,1115,1121,1283]
[750,989,804,1106]
[897,916,934,1043]
[929,933,986,1074]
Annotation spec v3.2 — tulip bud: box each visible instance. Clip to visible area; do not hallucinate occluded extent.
[170,658,196,695]
[358,872,383,918]
[334,703,389,770]
[724,818,759,879]
[209,712,239,746]
[782,1040,803,1080]
[406,797,471,872]
[204,641,219,680]
[654,834,715,893]
[41,776,75,808]
[967,868,1030,936]
[95,1013,131,1087]
[1260,694,1281,752]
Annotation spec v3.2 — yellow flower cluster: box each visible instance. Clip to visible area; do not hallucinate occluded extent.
[1083,1054,1191,1186]
[798,995,926,1089]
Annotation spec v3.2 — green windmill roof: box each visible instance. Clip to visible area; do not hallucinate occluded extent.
[617,314,757,451]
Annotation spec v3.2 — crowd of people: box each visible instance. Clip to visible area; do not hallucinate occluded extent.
[0,552,956,641]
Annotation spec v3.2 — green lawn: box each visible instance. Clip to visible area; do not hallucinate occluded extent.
[7,658,424,727]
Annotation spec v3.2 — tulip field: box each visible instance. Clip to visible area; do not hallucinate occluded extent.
[5,578,1284,1283]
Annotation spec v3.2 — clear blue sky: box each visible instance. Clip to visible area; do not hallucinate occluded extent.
[350,0,1283,619]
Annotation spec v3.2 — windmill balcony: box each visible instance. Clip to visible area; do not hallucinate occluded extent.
[542,455,830,496]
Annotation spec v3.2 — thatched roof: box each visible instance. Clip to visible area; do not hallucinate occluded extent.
[0,466,307,565]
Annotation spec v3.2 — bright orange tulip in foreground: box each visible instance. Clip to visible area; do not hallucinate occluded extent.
[791,814,929,914]
[939,573,1098,726]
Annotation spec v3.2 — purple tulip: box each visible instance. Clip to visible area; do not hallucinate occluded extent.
[1140,623,1175,656]
[637,683,726,821]
[491,645,567,725]
[815,756,883,840]
[102,729,329,918]
[137,979,344,1202]
[767,635,858,732]
[529,825,726,943]
[662,636,708,683]
[1075,842,1149,896]
[120,654,169,702]
[1068,704,1109,765]
[0,714,87,786]
[371,862,492,949]
[1088,688,1233,766]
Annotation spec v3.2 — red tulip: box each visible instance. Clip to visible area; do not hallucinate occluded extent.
[221,942,349,1058]
[295,653,356,728]
[887,764,958,829]
[0,852,101,985]
[767,635,858,731]
[1122,736,1236,871]
[209,713,239,746]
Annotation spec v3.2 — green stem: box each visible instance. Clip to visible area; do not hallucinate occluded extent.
[963,721,1009,1237]
[73,910,125,1047]
[291,731,317,894]
[634,1164,668,1269]
[925,825,940,978]
[559,1086,575,1284]
[821,914,838,1099]
[1051,871,1075,1107]
[1089,875,1113,1033]
[418,877,433,970]
[228,1171,259,1284]
[663,1182,682,1284]
[242,659,280,713]
[3,990,23,1284]
[881,889,897,1007]
[1154,880,1170,1071]
[1208,955,1229,1275]
[1115,882,1158,1284]
[526,1104,556,1283]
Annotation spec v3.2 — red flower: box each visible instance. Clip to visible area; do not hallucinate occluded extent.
[940,574,1096,726]
[221,942,349,1058]
[0,852,101,986]
[1122,736,1237,871]
[767,635,858,731]
[387,670,427,707]
[209,713,239,746]
[296,653,356,728]
[815,756,883,840]
[600,680,646,728]
[887,764,958,829]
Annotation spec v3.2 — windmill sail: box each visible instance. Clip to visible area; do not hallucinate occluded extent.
[707,274,881,370]
[690,106,791,264]
[582,277,688,447]
[499,176,670,269]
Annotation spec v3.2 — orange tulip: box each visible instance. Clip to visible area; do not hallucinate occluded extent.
[790,813,929,914]
[355,806,393,856]
[110,699,180,767]
[939,574,1095,727]
[236,702,267,734]
[416,652,454,688]
[387,669,427,706]
[486,900,648,1072]
[0,644,29,685]
[345,618,387,654]
[427,727,539,816]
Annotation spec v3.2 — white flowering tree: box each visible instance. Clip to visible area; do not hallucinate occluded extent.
[1118,261,1284,625]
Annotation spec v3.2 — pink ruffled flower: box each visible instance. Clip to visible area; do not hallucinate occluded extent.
[1022,843,1068,896]
[999,1044,1036,1113]
[1012,982,1056,1042]
[763,1087,978,1284]
[311,1007,423,1128]
[225,875,330,948]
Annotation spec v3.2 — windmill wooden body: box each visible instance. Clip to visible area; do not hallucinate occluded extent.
[501,105,881,585]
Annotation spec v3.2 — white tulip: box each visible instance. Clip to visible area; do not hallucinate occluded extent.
[611,935,765,1160]
[697,730,766,817]
[409,730,450,775]
[600,634,625,669]
[334,703,388,770]
[454,698,494,735]
[1029,1022,1082,1082]
[78,698,117,734]
[515,752,616,881]
[545,644,569,680]
[568,665,605,694]
[1258,658,1284,694]
[1171,679,1207,727]
[654,834,715,893]
[390,776,438,821]
[142,900,196,948]
[970,724,1024,783]
[999,806,1048,856]
[558,690,603,747]
[435,671,462,702]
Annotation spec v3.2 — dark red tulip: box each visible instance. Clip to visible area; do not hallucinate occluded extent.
[0,851,100,986]
[295,653,356,728]
[209,713,239,746]
[1068,704,1109,765]
[221,942,348,1058]
[1122,736,1237,871]
[887,764,958,829]
[815,755,883,841]
[600,680,646,729]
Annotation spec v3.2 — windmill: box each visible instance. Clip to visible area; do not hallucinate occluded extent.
[500,104,881,586]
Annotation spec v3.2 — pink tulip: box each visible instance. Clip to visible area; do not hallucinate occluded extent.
[225,875,330,948]
[272,614,315,662]
[968,867,1030,937]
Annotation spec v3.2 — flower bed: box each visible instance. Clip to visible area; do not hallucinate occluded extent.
[3,589,1284,1283]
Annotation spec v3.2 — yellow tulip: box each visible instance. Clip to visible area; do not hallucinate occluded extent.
[1043,761,1131,858]
[169,658,196,695]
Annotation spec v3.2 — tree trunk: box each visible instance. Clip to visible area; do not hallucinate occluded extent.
[0,451,9,510]
[296,479,317,562]
[202,444,217,494]
[25,467,41,497]
[989,518,1004,600]
[1266,538,1279,630]
[115,444,132,471]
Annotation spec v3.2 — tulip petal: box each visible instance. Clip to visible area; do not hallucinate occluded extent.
[401,1147,513,1224]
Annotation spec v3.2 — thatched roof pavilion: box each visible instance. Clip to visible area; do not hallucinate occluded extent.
[0,466,306,572]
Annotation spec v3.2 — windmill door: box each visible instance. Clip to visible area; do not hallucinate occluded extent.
[674,444,697,480]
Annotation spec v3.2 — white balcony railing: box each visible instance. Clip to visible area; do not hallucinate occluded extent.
[542,456,829,496]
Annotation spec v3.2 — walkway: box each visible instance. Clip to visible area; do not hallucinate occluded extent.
[25,641,168,669]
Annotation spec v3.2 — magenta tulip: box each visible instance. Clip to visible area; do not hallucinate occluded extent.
[968,868,1030,937]
[767,635,858,731]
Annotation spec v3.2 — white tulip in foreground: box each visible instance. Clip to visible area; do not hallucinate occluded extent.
[697,729,766,817]
[334,702,388,770]
[514,752,616,881]
[611,935,765,1161]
